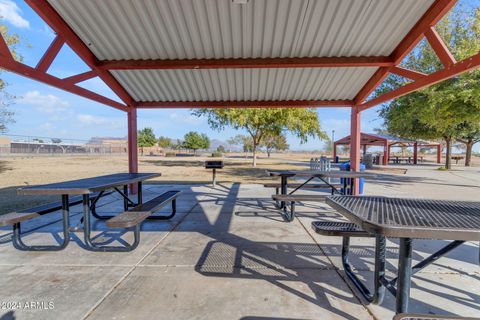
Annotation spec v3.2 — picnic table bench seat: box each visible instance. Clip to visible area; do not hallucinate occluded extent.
[107,190,181,228]
[311,221,370,237]
[263,182,342,189]
[0,191,112,227]
[393,313,478,320]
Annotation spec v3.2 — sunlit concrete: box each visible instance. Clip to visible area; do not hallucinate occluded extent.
[0,165,478,319]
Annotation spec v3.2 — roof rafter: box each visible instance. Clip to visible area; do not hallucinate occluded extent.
[35,35,64,72]
[98,56,394,70]
[390,66,428,81]
[136,100,353,109]
[354,0,458,105]
[359,51,480,110]
[26,0,136,108]
[0,57,129,111]
[424,26,456,67]
[63,70,97,84]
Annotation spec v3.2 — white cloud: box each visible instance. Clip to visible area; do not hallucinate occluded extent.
[76,114,124,129]
[0,0,29,28]
[20,91,70,113]
[39,122,54,130]
[169,112,204,125]
[77,114,108,126]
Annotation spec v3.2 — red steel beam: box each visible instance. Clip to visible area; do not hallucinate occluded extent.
[359,51,480,110]
[354,0,457,104]
[0,57,129,112]
[35,35,64,72]
[424,27,456,67]
[0,32,12,58]
[26,0,135,108]
[136,100,353,109]
[390,66,428,81]
[98,56,394,70]
[63,70,97,84]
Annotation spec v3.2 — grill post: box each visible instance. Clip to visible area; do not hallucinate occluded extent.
[212,168,217,187]
[205,161,224,187]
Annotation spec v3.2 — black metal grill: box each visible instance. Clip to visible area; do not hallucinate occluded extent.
[326,196,480,240]
[205,161,224,169]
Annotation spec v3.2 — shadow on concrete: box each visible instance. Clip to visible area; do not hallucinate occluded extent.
[0,311,15,320]
[1,182,478,318]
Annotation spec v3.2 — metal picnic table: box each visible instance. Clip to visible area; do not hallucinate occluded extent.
[267,169,376,197]
[326,195,480,314]
[17,172,160,251]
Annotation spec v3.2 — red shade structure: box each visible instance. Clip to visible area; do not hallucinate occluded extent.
[0,0,478,195]
[333,133,441,166]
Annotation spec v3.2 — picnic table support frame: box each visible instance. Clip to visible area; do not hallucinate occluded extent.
[342,235,386,304]
[342,235,467,313]
[82,194,141,252]
[396,238,413,313]
[12,195,71,251]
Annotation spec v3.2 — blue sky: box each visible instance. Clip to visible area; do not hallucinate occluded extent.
[0,0,477,151]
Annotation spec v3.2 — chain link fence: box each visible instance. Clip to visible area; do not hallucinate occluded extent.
[0,135,127,155]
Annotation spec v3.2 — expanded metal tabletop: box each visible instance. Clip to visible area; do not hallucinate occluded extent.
[266,170,376,179]
[17,173,160,195]
[326,196,480,241]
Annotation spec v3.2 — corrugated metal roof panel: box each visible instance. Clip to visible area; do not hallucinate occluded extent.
[48,0,434,60]
[111,67,378,102]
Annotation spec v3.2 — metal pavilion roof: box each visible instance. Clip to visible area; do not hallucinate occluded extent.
[46,0,432,105]
[1,0,479,112]
[334,132,440,146]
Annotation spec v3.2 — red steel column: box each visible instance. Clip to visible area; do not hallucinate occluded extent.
[383,142,389,165]
[413,142,418,164]
[437,145,441,163]
[128,108,139,193]
[350,106,361,195]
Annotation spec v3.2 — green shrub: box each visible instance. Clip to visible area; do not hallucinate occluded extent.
[211,152,223,157]
[165,152,176,157]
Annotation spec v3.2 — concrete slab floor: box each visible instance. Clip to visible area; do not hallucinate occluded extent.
[0,165,478,319]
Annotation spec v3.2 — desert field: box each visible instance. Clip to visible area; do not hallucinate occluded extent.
[0,152,313,214]
[0,152,477,214]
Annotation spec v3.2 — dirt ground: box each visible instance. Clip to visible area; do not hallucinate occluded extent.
[0,152,477,214]
[0,152,313,214]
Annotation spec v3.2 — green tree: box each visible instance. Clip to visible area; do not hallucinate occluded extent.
[137,128,157,155]
[322,136,333,154]
[0,23,22,133]
[378,7,480,169]
[261,133,289,157]
[456,122,480,166]
[183,131,209,155]
[158,136,172,149]
[216,145,226,153]
[193,108,325,166]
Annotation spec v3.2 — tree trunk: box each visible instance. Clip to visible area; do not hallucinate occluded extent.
[465,140,473,167]
[267,149,271,158]
[252,144,257,167]
[444,137,452,170]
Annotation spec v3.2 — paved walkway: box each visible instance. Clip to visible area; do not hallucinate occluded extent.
[0,165,479,319]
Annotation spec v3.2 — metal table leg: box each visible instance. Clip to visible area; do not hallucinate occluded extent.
[137,181,143,205]
[82,194,139,252]
[396,238,413,313]
[12,194,71,251]
[280,176,287,210]
[123,184,129,211]
[342,234,386,304]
